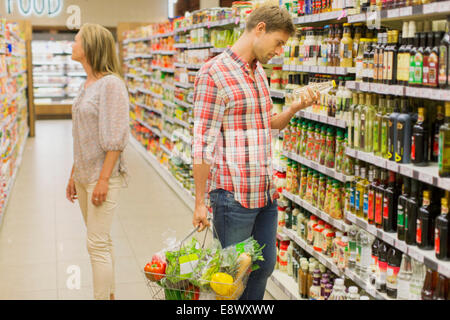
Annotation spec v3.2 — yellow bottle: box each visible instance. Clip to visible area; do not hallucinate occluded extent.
[340,24,354,68]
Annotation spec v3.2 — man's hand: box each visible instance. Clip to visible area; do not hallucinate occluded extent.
[193,203,211,232]
[290,87,320,113]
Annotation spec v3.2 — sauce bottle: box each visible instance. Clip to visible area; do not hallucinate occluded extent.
[421,268,438,300]
[417,190,439,250]
[405,179,420,245]
[386,247,402,299]
[387,30,400,85]
[376,241,389,293]
[374,95,386,157]
[432,274,449,300]
[331,24,342,67]
[422,32,433,86]
[381,95,392,159]
[439,22,450,88]
[397,22,410,85]
[439,102,450,177]
[435,197,450,261]
[339,23,353,68]
[411,107,429,166]
[375,170,387,229]
[383,170,398,233]
[397,177,411,241]
[388,96,400,161]
[395,97,412,164]
[368,167,380,225]
[409,32,420,85]
[428,32,441,88]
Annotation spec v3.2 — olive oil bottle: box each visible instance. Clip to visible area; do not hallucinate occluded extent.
[439,102,450,177]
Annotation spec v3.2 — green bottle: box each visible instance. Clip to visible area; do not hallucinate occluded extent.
[439,102,450,177]
[301,119,309,156]
[364,93,377,153]
[381,96,393,159]
[335,129,345,173]
[373,95,384,156]
[348,92,359,149]
[354,92,365,151]
[319,124,328,166]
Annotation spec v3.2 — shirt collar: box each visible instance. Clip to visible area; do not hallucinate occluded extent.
[225,47,259,74]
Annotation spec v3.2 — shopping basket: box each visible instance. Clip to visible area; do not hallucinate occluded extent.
[142,221,254,300]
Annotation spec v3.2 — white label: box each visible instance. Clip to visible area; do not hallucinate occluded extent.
[399,6,412,16]
[387,9,399,18]
[419,172,434,185]
[179,254,199,276]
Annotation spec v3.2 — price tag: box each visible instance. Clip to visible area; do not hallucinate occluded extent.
[346,147,356,158]
[325,167,334,177]
[346,81,355,90]
[360,82,369,91]
[418,171,435,185]
[441,0,450,11]
[383,233,396,246]
[399,165,414,177]
[438,263,450,278]
[439,178,450,191]
[386,161,398,172]
[423,2,437,14]
[311,14,319,22]
[395,240,408,253]
[408,248,424,263]
[442,90,450,101]
[310,66,318,73]
[303,66,311,73]
[326,66,335,74]
[328,117,337,126]
[399,6,413,16]
[304,15,312,23]
[387,8,399,18]
[367,224,377,237]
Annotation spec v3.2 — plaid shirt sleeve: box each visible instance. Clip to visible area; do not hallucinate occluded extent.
[193,68,226,165]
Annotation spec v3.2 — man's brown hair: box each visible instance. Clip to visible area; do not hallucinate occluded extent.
[245,5,296,36]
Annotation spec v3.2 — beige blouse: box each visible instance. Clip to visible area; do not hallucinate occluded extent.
[72,74,130,185]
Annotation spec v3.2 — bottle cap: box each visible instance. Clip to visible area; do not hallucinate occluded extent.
[334,278,345,286]
[349,286,359,294]
[360,296,370,300]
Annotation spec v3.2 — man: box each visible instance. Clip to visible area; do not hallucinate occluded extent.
[192,5,318,300]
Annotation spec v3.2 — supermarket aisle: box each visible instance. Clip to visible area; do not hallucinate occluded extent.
[0,120,194,300]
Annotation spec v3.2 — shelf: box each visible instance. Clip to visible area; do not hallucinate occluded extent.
[270,89,285,99]
[345,147,450,191]
[124,54,153,60]
[123,37,151,44]
[282,65,356,75]
[160,144,172,156]
[151,50,177,55]
[210,47,226,54]
[67,72,86,77]
[160,67,175,73]
[162,100,176,109]
[299,109,347,129]
[346,81,450,101]
[135,118,161,137]
[294,10,345,25]
[135,102,163,115]
[125,73,143,81]
[174,97,193,109]
[273,163,286,173]
[282,189,350,233]
[268,270,303,300]
[150,31,175,39]
[33,72,65,77]
[173,62,202,70]
[283,150,354,183]
[184,43,214,50]
[344,211,450,279]
[173,117,190,129]
[282,227,388,300]
[172,131,192,145]
[174,81,194,89]
[174,17,240,34]
[130,137,194,211]
[34,83,66,88]
[267,57,284,65]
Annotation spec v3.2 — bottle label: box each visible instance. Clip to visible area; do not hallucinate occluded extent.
[416,219,422,244]
[356,190,361,211]
[363,193,369,217]
[371,254,378,267]
[428,53,438,86]
[387,52,393,81]
[414,53,423,84]
[383,196,390,220]
[375,193,383,224]
[439,131,444,171]
[439,45,447,85]
[411,136,416,161]
[397,204,404,227]
[350,186,355,209]
[409,55,416,83]
[435,227,440,254]
[433,133,440,158]
[368,189,375,221]
[386,265,400,290]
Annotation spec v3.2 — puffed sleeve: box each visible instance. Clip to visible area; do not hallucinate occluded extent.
[98,75,130,152]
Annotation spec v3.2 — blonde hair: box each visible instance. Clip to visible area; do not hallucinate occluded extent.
[79,23,123,78]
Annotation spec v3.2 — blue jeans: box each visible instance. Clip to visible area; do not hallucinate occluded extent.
[209,189,278,300]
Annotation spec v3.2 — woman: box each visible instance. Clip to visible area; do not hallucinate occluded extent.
[66,23,130,300]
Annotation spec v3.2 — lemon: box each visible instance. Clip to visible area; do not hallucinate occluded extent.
[210,272,234,296]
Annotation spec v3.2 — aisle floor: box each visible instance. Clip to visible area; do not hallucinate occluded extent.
[0,120,274,300]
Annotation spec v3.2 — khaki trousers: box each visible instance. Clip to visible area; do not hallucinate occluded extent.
[75,176,123,300]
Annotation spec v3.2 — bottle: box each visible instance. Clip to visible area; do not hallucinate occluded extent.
[383,170,398,233]
[439,102,450,177]
[397,177,411,241]
[428,32,441,88]
[348,92,359,149]
[363,37,371,82]
[356,166,369,219]
[439,22,450,88]
[356,229,372,280]
[405,179,420,246]
[382,96,393,159]
[435,197,450,261]
[417,190,439,250]
[368,168,380,225]
[354,92,364,150]
[397,22,410,85]
[414,32,426,86]
[410,258,426,299]
[395,98,412,164]
[346,286,360,300]
[411,107,429,166]
[422,32,433,86]
[386,247,402,299]
[409,32,420,85]
[397,255,413,300]
[376,241,389,293]
[388,96,400,162]
[380,31,389,83]
[348,224,359,270]
[309,270,322,300]
[307,215,318,245]
[365,94,376,153]
[369,237,380,288]
[328,278,346,300]
[359,94,369,151]
[373,95,384,157]
[386,30,399,85]
[332,25,343,67]
[421,268,437,300]
[298,261,309,299]
[368,38,376,83]
[350,163,360,215]
[375,170,387,229]
[356,38,367,82]
[339,23,353,68]
[432,105,445,163]
[335,129,345,173]
[432,274,449,300]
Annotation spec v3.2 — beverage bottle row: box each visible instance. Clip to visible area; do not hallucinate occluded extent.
[347,161,450,261]
[346,91,450,175]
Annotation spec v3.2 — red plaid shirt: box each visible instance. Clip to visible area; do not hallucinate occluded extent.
[193,48,276,209]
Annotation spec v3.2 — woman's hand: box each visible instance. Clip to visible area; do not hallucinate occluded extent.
[66,178,77,203]
[92,178,109,206]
